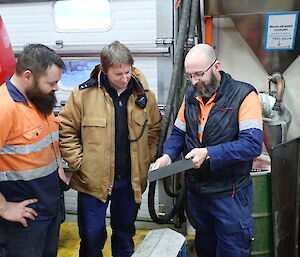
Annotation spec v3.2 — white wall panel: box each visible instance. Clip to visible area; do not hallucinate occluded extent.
[1,0,157,47]
[134,57,158,95]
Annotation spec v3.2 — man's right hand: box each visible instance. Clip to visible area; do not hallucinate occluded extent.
[0,199,38,227]
[150,154,172,171]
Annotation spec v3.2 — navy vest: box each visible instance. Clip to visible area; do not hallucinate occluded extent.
[184,71,256,197]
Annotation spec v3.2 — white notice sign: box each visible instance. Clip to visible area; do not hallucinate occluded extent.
[265,12,298,50]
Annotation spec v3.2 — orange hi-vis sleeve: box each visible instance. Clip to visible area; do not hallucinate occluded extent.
[238,91,263,130]
[0,84,59,182]
[174,94,217,143]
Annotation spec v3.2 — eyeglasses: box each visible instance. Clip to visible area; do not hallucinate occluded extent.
[186,58,217,81]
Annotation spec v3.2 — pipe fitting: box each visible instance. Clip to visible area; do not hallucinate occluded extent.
[268,72,285,111]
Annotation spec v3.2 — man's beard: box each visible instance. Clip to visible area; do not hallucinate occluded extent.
[194,71,220,98]
[27,78,57,116]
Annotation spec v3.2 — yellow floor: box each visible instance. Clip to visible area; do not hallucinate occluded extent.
[58,223,149,257]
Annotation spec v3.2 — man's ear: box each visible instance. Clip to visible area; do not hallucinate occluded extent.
[23,70,33,81]
[214,61,221,71]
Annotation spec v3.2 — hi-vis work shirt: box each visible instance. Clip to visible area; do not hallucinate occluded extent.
[164,91,263,171]
[0,79,61,220]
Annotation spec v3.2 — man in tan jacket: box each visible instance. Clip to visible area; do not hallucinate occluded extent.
[59,41,161,257]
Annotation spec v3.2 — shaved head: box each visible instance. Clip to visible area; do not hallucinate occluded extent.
[185,44,216,70]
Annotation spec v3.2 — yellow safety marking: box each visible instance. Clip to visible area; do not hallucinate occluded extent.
[185,234,195,240]
[58,223,148,257]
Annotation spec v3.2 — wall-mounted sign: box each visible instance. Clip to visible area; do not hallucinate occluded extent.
[265,12,298,50]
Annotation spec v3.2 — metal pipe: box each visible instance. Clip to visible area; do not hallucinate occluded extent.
[269,72,285,111]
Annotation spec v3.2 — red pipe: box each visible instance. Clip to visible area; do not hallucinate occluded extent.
[204,16,213,46]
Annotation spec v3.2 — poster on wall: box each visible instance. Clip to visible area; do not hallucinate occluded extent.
[59,59,99,90]
[265,12,298,50]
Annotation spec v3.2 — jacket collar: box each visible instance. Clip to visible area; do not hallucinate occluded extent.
[214,71,231,102]
[5,78,29,105]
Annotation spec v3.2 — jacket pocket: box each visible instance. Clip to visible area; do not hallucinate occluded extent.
[22,126,43,141]
[82,117,106,127]
[131,112,148,141]
[218,214,254,253]
[239,216,255,252]
[81,117,107,144]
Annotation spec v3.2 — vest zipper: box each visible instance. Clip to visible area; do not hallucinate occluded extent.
[231,184,236,197]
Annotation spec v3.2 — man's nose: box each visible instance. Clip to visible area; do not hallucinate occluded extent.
[52,83,59,91]
[191,76,200,85]
[121,74,128,82]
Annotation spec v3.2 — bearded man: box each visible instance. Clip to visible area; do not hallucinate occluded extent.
[0,44,66,257]
[152,43,263,257]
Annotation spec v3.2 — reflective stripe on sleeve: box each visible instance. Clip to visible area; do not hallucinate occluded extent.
[0,159,59,182]
[174,118,186,132]
[239,119,263,131]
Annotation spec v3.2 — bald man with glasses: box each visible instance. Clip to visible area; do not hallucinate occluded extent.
[152,43,263,257]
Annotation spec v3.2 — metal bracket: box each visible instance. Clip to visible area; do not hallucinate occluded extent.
[156,38,174,44]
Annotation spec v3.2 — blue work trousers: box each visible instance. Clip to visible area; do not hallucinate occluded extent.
[187,183,254,257]
[77,178,140,257]
[0,213,61,257]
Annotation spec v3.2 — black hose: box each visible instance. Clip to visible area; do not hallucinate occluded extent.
[187,0,200,50]
[148,181,185,224]
[163,176,182,197]
[196,2,203,43]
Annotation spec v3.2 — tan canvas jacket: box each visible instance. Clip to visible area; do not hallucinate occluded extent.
[58,67,161,203]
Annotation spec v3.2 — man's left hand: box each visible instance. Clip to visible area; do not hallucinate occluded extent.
[185,148,208,169]
[58,159,67,183]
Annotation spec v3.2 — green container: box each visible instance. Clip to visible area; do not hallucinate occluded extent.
[250,171,274,257]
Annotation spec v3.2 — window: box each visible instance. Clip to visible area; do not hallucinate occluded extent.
[53,0,111,31]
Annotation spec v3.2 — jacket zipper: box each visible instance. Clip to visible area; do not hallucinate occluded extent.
[108,185,113,196]
[106,92,115,197]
